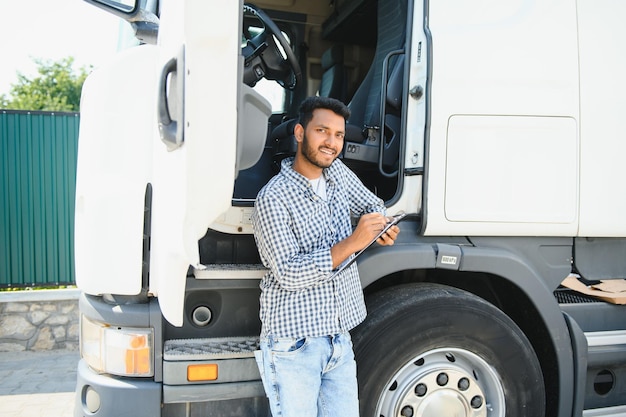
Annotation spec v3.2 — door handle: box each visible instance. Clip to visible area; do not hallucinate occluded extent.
[158,50,184,150]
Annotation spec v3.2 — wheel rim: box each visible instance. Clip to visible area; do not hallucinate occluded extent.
[375,348,506,417]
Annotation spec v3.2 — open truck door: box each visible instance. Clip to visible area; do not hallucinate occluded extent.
[76,0,270,326]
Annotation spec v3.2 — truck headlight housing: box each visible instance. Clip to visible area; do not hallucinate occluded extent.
[80,315,154,377]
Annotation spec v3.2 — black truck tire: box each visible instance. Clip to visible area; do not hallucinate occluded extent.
[352,283,545,417]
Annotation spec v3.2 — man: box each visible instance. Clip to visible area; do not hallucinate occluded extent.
[252,96,400,417]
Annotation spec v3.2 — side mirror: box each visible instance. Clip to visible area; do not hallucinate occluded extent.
[83,0,139,18]
[83,0,159,44]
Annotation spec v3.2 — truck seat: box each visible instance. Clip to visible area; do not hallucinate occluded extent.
[318,44,347,102]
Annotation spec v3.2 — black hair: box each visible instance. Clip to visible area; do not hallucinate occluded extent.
[298,96,351,129]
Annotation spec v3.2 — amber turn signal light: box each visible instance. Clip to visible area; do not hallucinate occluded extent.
[187,364,218,381]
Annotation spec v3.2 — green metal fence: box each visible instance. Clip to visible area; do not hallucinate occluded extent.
[1,110,79,287]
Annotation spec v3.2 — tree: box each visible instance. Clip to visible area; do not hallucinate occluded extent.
[0,57,91,112]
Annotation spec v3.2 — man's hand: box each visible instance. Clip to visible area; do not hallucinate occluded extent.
[351,212,390,248]
[377,217,400,246]
[330,213,401,268]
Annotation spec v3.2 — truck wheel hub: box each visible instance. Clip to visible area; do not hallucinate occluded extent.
[399,368,486,417]
[375,348,505,417]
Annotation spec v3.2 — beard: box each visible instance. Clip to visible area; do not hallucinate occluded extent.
[300,133,339,169]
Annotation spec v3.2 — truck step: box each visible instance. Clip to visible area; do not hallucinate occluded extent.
[164,336,259,361]
[194,264,268,279]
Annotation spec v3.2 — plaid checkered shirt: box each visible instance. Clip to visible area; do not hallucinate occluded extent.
[252,157,386,339]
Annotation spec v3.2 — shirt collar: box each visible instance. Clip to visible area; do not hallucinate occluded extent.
[280,157,338,187]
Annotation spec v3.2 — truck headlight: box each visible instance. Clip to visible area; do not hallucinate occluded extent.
[80,315,154,377]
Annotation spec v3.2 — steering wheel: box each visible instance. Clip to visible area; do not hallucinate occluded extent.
[242,3,302,90]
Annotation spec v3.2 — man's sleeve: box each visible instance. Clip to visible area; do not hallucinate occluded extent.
[252,193,334,291]
[339,161,387,215]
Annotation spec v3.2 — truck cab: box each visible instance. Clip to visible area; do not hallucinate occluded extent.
[74,1,626,416]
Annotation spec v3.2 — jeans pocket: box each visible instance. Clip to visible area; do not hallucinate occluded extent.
[270,336,308,355]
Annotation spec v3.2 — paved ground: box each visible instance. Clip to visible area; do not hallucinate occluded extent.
[0,349,79,417]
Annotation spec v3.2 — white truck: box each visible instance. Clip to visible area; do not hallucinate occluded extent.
[73,0,626,416]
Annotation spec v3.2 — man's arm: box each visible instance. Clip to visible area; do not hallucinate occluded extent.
[329,160,401,268]
[252,193,334,291]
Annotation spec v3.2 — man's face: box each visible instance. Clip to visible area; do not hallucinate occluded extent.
[298,108,345,170]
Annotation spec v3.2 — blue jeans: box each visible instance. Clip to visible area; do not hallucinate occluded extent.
[255,332,359,417]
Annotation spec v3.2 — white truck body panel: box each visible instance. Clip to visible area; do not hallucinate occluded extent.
[74,45,159,296]
[424,0,581,236]
[577,0,626,236]
[444,115,578,224]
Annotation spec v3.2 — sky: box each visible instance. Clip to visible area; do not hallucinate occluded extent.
[0,0,122,96]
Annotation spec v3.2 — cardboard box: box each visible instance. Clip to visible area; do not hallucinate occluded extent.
[561,274,626,305]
